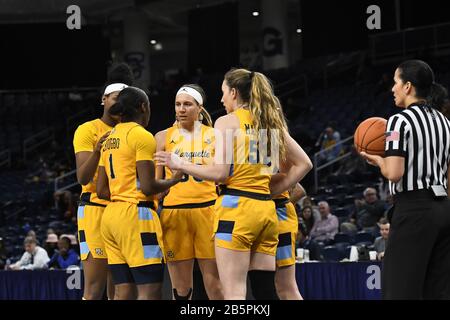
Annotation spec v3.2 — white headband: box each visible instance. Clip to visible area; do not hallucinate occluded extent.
[104,83,128,96]
[176,87,203,105]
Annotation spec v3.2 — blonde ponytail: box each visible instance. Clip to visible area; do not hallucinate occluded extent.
[224,68,288,160]
[200,107,213,127]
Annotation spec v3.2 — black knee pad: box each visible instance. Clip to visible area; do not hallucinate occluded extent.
[248,270,279,300]
[173,288,193,300]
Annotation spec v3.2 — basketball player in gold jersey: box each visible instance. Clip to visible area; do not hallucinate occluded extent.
[73,63,133,300]
[96,86,182,299]
[271,178,306,300]
[156,68,313,300]
[155,84,223,300]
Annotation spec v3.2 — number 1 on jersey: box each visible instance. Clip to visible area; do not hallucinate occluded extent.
[109,154,116,179]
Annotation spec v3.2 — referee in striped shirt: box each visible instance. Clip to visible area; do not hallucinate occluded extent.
[361,60,450,299]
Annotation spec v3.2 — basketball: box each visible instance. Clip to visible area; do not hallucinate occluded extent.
[354,117,387,156]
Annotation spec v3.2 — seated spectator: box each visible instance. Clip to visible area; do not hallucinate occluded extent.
[315,125,343,164]
[310,201,339,244]
[300,206,315,236]
[299,196,321,221]
[54,190,77,222]
[26,230,40,245]
[296,219,322,261]
[46,228,55,236]
[47,236,80,269]
[374,218,390,260]
[341,188,387,233]
[44,233,58,258]
[60,234,79,255]
[7,237,49,270]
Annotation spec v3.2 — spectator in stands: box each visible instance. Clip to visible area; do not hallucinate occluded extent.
[27,230,38,243]
[53,190,76,222]
[44,233,58,258]
[315,125,342,164]
[46,228,55,236]
[60,234,79,255]
[7,237,49,270]
[299,196,321,221]
[300,206,315,236]
[47,236,80,269]
[309,201,339,244]
[374,218,390,261]
[341,188,386,234]
[296,219,322,261]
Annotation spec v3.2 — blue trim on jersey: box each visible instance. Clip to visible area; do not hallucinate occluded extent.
[276,245,292,261]
[215,233,232,242]
[143,245,163,259]
[276,207,288,221]
[138,207,153,220]
[77,206,85,220]
[80,242,89,255]
[221,195,239,208]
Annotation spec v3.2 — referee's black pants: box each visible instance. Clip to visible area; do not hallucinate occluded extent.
[382,189,450,299]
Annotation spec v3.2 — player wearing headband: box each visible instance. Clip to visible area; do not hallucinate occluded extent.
[155,84,223,300]
[156,69,313,300]
[73,63,133,300]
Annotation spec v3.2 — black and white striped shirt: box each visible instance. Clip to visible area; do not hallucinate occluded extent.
[385,103,450,195]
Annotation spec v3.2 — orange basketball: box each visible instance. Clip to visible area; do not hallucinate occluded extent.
[354,117,387,156]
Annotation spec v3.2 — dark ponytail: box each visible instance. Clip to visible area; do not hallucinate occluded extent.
[109,87,149,122]
[397,60,449,110]
[109,101,126,117]
[106,63,134,86]
[427,82,448,111]
[102,63,134,97]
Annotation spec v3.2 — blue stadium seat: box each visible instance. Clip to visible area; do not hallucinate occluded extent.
[354,231,374,244]
[334,185,349,194]
[326,196,339,207]
[334,232,353,244]
[333,207,348,217]
[342,195,356,206]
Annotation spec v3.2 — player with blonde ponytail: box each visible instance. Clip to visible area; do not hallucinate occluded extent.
[156,68,312,300]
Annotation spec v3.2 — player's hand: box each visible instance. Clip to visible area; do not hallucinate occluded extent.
[155,151,183,170]
[94,131,111,153]
[156,190,170,200]
[171,169,185,182]
[360,152,381,167]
